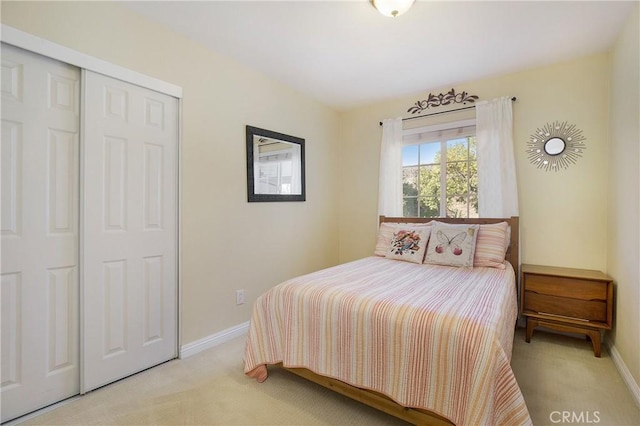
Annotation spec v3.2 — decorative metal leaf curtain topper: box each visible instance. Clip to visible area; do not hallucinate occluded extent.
[408,88,479,114]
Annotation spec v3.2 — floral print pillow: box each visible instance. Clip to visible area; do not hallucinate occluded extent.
[385,226,431,264]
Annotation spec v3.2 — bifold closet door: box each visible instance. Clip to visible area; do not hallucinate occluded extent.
[81,71,178,392]
[1,44,80,422]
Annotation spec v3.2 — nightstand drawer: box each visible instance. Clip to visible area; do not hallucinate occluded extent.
[524,291,607,322]
[524,274,607,301]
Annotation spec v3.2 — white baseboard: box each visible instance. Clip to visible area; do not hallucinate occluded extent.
[180,321,249,359]
[607,341,640,408]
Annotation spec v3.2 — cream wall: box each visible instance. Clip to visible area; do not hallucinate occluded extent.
[339,54,610,273]
[607,4,640,388]
[1,1,341,345]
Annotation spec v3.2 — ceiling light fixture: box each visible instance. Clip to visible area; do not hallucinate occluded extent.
[371,0,415,18]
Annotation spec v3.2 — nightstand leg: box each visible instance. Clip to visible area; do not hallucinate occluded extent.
[585,329,602,357]
[525,318,537,343]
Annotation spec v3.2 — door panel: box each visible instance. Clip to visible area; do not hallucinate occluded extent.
[1,43,80,423]
[82,71,178,392]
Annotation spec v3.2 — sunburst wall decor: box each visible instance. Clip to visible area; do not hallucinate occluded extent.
[527,121,586,171]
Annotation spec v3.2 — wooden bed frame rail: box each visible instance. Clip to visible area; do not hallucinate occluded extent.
[279,363,453,425]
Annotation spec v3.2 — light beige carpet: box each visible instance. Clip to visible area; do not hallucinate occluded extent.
[510,329,639,426]
[13,328,640,425]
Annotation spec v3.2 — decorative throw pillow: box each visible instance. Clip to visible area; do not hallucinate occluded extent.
[385,226,431,264]
[474,222,509,269]
[424,222,479,267]
[374,223,399,256]
[374,222,431,256]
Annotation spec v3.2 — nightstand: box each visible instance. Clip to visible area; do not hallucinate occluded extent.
[520,264,613,357]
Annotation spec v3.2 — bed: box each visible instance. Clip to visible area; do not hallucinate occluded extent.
[244,216,531,425]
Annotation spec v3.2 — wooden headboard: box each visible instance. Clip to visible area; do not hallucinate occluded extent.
[379,216,520,278]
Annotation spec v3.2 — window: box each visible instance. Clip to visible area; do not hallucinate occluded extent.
[402,122,478,218]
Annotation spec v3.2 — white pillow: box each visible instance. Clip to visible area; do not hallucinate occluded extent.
[424,222,479,267]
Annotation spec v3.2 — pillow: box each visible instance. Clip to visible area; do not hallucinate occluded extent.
[374,223,399,256]
[385,225,431,264]
[424,222,479,267]
[474,222,509,269]
[374,222,431,256]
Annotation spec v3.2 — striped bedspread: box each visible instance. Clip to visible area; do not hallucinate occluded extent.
[244,257,531,425]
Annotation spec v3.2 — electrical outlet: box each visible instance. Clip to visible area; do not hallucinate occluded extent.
[236,289,245,305]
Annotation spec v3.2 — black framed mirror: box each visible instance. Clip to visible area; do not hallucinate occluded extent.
[246,125,306,202]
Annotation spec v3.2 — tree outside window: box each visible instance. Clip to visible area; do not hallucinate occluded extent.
[402,137,478,218]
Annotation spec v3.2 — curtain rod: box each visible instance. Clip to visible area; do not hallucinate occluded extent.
[378,97,517,126]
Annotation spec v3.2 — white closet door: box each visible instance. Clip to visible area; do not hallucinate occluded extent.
[81,71,178,392]
[1,44,80,422]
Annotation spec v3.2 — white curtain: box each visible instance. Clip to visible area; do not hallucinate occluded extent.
[476,97,519,217]
[378,117,403,217]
